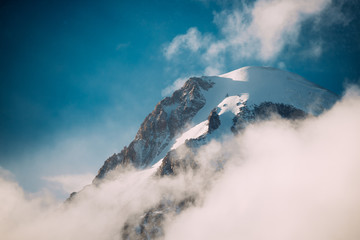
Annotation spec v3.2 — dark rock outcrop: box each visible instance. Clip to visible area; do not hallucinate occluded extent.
[122,196,196,240]
[157,102,307,177]
[231,102,307,133]
[98,102,308,239]
[95,77,214,180]
[156,143,199,176]
[207,108,221,133]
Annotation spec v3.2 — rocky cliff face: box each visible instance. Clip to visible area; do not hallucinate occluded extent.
[156,102,307,177]
[95,67,338,181]
[121,102,308,239]
[231,102,307,133]
[70,67,338,239]
[207,109,221,133]
[95,77,214,180]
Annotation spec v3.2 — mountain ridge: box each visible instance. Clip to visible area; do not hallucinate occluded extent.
[94,66,337,182]
[94,76,214,181]
[95,66,337,182]
[67,66,339,238]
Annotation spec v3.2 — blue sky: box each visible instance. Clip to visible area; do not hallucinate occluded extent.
[0,0,359,197]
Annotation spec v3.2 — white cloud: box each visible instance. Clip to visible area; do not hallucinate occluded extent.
[116,43,130,51]
[1,87,360,240]
[314,0,354,27]
[0,166,15,181]
[2,108,138,199]
[164,27,211,60]
[277,61,287,69]
[204,66,222,75]
[0,165,198,240]
[302,40,323,58]
[161,77,189,96]
[164,0,334,73]
[165,86,360,240]
[249,0,330,60]
[43,173,95,194]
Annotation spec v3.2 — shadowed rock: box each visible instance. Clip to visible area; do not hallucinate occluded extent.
[95,77,214,181]
[208,108,221,133]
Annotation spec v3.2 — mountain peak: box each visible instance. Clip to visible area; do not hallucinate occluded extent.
[94,66,337,181]
[67,67,340,238]
[201,66,337,115]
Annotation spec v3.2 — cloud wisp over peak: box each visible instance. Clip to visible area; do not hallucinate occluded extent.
[164,0,338,74]
[164,27,212,60]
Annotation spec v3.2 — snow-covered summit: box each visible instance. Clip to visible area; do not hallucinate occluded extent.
[204,66,336,116]
[94,66,337,180]
[164,66,337,159]
[69,66,340,239]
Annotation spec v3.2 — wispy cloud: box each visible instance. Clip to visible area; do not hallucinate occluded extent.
[277,61,287,70]
[247,0,330,60]
[161,77,189,96]
[164,0,337,74]
[164,86,360,239]
[164,27,211,60]
[116,42,130,51]
[1,107,138,199]
[43,173,94,194]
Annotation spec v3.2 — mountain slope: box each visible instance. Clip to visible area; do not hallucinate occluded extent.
[95,77,213,180]
[94,66,337,181]
[68,66,339,239]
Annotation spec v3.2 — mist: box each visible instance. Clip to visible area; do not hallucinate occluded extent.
[1,87,360,240]
[165,86,360,239]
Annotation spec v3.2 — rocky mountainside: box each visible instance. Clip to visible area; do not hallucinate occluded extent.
[95,77,214,180]
[69,66,338,239]
[94,66,337,182]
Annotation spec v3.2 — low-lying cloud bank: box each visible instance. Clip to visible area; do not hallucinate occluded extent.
[165,86,360,239]
[1,87,360,240]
